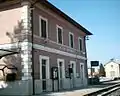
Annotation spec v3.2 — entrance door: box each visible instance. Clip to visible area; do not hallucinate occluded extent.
[40,56,49,92]
[57,59,65,90]
[70,61,76,88]
[80,63,84,83]
[110,71,115,77]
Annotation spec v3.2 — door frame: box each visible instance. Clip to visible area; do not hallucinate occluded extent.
[70,61,76,78]
[57,59,65,78]
[39,55,50,91]
[80,63,84,81]
[57,58,65,89]
[69,61,76,88]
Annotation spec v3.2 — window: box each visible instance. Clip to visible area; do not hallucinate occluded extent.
[42,59,46,79]
[69,32,74,48]
[111,65,113,68]
[78,37,83,51]
[57,25,63,44]
[110,71,115,77]
[39,16,48,38]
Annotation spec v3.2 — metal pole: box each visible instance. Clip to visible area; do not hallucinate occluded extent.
[91,64,93,85]
[84,36,89,84]
[57,68,59,91]
[30,1,40,95]
[52,79,54,91]
[30,3,35,95]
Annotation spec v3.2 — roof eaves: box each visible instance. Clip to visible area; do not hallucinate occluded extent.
[104,60,120,66]
[40,0,93,35]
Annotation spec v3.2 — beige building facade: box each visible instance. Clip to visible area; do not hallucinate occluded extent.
[104,59,120,78]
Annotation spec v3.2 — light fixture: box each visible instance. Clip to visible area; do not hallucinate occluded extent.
[85,35,89,40]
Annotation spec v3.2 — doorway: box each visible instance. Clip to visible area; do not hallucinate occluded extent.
[70,61,76,88]
[57,59,65,90]
[80,63,84,83]
[40,55,50,92]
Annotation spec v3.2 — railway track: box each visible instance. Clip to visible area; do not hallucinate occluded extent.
[84,83,120,96]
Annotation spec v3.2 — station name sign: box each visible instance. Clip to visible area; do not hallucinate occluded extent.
[91,61,99,66]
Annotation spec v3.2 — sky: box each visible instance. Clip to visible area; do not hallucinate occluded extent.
[48,0,120,66]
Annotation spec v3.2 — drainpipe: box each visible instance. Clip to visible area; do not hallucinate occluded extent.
[30,3,35,95]
[84,36,89,85]
[30,0,39,95]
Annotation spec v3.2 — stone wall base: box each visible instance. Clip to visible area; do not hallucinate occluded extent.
[0,78,87,95]
[35,78,87,94]
[0,80,32,96]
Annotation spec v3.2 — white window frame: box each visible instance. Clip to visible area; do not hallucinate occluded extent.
[39,55,50,80]
[78,37,83,51]
[70,61,76,78]
[39,15,48,38]
[80,63,84,79]
[57,58,65,78]
[56,25,63,44]
[69,32,74,48]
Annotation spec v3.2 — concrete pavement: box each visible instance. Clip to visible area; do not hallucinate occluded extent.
[33,80,120,96]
